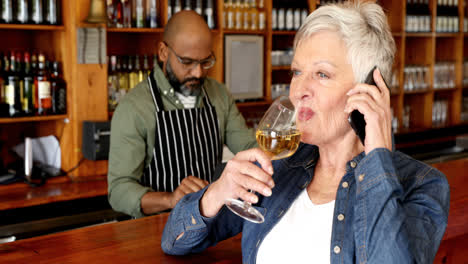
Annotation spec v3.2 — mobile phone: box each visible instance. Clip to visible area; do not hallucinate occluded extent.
[347,66,378,145]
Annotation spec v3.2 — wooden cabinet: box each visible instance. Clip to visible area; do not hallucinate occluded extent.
[1,0,468,178]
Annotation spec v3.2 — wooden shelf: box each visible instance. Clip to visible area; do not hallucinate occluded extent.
[434,87,458,92]
[403,89,431,95]
[272,30,297,35]
[0,115,67,124]
[106,27,164,33]
[405,32,434,37]
[0,23,65,31]
[392,32,403,37]
[436,32,460,38]
[223,29,266,35]
[271,65,291,70]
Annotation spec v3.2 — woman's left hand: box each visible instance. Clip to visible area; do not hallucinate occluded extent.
[345,68,393,154]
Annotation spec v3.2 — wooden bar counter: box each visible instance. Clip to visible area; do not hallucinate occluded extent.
[0,213,242,264]
[0,158,466,263]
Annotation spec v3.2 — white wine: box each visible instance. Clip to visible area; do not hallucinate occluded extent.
[256,129,301,160]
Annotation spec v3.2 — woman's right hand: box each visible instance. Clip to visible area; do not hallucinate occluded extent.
[200,148,275,218]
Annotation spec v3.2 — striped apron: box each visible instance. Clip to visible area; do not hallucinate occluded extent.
[141,73,223,192]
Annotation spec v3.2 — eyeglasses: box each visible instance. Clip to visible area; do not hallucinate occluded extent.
[164,41,216,70]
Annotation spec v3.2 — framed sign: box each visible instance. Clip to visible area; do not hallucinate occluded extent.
[224,35,264,100]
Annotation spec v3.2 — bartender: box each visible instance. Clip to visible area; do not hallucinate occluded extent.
[107,11,257,218]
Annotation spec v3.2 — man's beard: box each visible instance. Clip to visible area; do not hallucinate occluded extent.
[166,60,204,96]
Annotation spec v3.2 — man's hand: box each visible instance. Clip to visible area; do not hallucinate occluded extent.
[200,148,274,218]
[169,176,209,208]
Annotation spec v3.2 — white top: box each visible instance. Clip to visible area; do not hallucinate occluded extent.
[175,92,197,108]
[256,189,335,264]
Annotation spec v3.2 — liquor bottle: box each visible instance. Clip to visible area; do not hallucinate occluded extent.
[123,0,132,27]
[108,55,119,111]
[135,55,144,82]
[226,0,234,29]
[0,52,8,117]
[285,8,293,30]
[184,0,191,10]
[45,0,58,25]
[16,0,29,24]
[118,56,129,92]
[1,0,13,23]
[250,0,258,30]
[107,0,116,27]
[235,0,242,30]
[174,0,182,14]
[35,53,52,115]
[50,61,66,114]
[205,0,215,29]
[143,54,150,79]
[135,0,145,27]
[22,52,34,116]
[31,0,44,24]
[128,56,138,89]
[258,0,265,30]
[242,0,249,30]
[147,0,157,28]
[167,0,173,21]
[5,52,22,117]
[195,0,202,15]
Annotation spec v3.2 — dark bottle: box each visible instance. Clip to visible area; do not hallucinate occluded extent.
[50,61,66,114]
[22,52,35,115]
[16,0,29,24]
[35,53,52,115]
[0,52,8,117]
[1,0,13,23]
[45,0,58,25]
[31,0,44,24]
[5,52,23,117]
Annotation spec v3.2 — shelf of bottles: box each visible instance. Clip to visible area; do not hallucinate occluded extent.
[461,94,468,122]
[436,0,459,33]
[108,54,156,111]
[403,65,430,93]
[0,0,62,26]
[406,0,431,33]
[0,50,67,120]
[434,61,456,90]
[272,0,307,32]
[222,0,265,31]
[107,0,159,28]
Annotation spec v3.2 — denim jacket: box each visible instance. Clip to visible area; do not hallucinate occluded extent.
[161,144,450,263]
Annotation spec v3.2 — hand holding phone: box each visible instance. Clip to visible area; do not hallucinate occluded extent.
[348,66,389,145]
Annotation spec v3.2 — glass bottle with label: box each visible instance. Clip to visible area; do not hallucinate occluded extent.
[174,0,182,14]
[108,55,119,111]
[31,0,44,24]
[142,54,150,80]
[123,0,132,27]
[195,0,202,15]
[16,0,29,24]
[45,0,58,25]
[235,0,242,30]
[205,0,215,29]
[258,0,265,30]
[22,52,34,116]
[147,0,157,28]
[242,0,250,30]
[50,61,66,115]
[35,53,52,115]
[6,52,23,117]
[135,0,145,28]
[167,0,173,21]
[1,0,13,23]
[250,0,258,30]
[226,0,234,29]
[0,53,8,117]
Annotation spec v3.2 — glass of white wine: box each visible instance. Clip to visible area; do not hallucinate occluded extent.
[225,95,301,223]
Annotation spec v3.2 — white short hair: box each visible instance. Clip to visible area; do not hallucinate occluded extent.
[294,1,396,83]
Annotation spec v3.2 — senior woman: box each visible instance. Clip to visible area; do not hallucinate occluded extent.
[161,1,450,263]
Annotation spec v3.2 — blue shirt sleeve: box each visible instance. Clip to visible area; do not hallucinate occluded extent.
[353,148,450,263]
[161,186,243,255]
